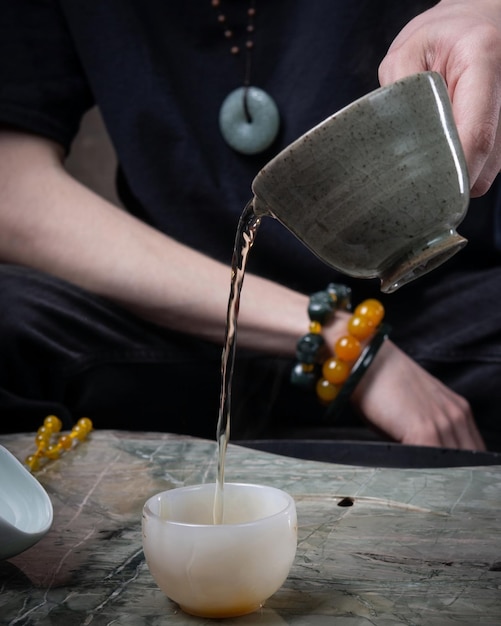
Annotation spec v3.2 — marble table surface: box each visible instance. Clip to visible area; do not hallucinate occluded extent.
[0,430,500,625]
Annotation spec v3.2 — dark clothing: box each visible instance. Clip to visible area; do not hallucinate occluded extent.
[0,0,437,289]
[0,264,295,439]
[1,1,501,448]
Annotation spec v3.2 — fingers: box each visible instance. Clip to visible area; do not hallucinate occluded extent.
[455,400,487,451]
[468,112,501,198]
[399,393,486,451]
[378,3,501,197]
[352,342,486,452]
[378,41,426,87]
[448,62,501,197]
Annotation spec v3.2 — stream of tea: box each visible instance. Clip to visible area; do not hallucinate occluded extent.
[213,200,261,525]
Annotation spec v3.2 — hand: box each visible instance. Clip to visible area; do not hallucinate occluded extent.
[351,340,486,451]
[378,0,501,197]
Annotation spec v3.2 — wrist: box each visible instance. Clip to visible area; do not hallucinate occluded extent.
[290,284,390,418]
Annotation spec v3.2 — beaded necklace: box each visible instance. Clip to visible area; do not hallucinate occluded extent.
[25,415,93,472]
[210,0,280,155]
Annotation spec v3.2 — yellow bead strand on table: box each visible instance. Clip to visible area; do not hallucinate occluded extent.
[25,416,93,471]
[316,299,385,405]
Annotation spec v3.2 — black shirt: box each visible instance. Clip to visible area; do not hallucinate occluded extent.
[0,1,443,288]
[0,0,499,315]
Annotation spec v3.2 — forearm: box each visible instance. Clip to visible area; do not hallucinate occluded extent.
[0,130,485,450]
[438,0,501,11]
[0,129,353,355]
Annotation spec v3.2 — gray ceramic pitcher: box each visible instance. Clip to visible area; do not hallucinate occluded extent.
[252,72,469,293]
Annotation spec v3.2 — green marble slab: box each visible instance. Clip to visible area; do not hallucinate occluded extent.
[1,430,500,625]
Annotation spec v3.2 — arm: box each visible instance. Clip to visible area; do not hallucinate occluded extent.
[0,128,311,354]
[351,341,486,450]
[0,128,485,450]
[379,0,501,197]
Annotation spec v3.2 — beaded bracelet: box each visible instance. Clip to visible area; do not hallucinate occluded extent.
[25,415,93,472]
[322,322,391,421]
[291,285,390,419]
[290,283,352,389]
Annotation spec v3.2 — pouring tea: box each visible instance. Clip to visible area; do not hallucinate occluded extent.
[216,71,471,515]
[252,71,470,293]
[144,72,473,618]
[215,70,472,518]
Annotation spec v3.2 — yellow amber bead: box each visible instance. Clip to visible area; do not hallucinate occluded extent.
[354,299,385,325]
[348,314,375,340]
[58,434,73,450]
[77,417,93,434]
[26,455,41,471]
[309,321,322,334]
[37,424,51,437]
[335,335,362,362]
[71,424,87,441]
[322,358,351,385]
[45,444,61,460]
[316,378,341,404]
[35,433,49,449]
[44,415,63,433]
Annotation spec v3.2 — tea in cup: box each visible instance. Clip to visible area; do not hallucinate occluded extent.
[142,482,297,618]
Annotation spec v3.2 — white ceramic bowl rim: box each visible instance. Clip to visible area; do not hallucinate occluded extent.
[143,482,294,528]
[0,445,53,534]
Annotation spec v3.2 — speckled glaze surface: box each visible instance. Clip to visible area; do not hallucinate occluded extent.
[252,72,470,292]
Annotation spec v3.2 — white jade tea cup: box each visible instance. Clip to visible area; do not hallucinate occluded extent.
[252,71,470,293]
[142,482,297,618]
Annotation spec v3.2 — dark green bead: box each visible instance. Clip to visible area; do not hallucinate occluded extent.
[296,332,325,364]
[290,362,317,389]
[308,291,335,324]
[308,283,352,323]
[326,283,352,311]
